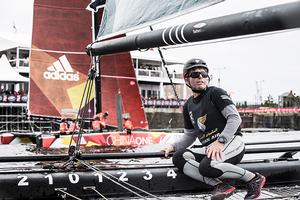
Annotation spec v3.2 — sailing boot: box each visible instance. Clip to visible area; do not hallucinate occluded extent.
[244,173,266,199]
[211,182,235,200]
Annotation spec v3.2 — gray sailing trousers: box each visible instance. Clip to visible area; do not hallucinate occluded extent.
[172,135,254,186]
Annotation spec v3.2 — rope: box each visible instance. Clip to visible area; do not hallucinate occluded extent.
[68,51,96,154]
[75,70,95,151]
[77,159,165,200]
[54,188,82,200]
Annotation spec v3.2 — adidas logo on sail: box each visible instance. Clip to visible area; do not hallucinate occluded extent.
[43,55,79,81]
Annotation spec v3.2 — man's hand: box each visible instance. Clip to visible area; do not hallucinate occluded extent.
[207,141,224,161]
[161,146,175,158]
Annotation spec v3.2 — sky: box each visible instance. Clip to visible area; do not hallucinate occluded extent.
[0,0,300,104]
[0,0,33,46]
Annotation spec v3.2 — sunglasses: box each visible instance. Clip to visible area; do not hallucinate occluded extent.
[189,71,209,78]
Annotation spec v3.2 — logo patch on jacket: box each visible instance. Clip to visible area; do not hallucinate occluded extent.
[197,114,207,131]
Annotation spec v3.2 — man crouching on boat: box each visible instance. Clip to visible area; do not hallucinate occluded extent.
[162,59,265,200]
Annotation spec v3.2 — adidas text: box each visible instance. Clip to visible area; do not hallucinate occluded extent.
[43,71,79,81]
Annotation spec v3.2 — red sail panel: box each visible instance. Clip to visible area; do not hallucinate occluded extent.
[29,0,93,118]
[100,53,148,129]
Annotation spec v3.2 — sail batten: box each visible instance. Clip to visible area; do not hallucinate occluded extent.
[31,48,87,54]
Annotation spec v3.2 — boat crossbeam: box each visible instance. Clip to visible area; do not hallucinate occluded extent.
[1,145,300,162]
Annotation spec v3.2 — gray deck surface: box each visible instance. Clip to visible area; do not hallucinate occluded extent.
[116,185,300,200]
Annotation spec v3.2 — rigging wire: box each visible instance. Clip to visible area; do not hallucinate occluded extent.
[75,68,95,151]
[68,50,96,156]
[149,26,181,107]
[68,77,89,147]
[78,159,148,199]
[77,159,165,200]
[146,26,183,128]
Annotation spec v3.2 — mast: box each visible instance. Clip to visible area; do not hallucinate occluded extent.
[87,1,300,56]
[92,6,101,114]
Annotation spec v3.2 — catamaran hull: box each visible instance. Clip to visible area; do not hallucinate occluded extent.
[1,159,300,199]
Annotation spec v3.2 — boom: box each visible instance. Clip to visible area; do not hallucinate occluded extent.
[87,1,300,56]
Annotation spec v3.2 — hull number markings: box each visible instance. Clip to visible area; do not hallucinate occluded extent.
[16,169,178,186]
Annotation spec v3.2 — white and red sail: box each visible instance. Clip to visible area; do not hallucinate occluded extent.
[29,0,148,128]
[29,0,94,118]
[99,52,148,129]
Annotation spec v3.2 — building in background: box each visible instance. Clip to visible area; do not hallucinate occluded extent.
[0,38,30,132]
[0,43,190,131]
[279,91,300,108]
[131,51,190,101]
[0,37,29,98]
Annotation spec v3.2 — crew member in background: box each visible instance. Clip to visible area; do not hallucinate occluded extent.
[59,118,68,134]
[92,116,101,133]
[94,111,109,132]
[162,58,265,200]
[123,116,133,134]
[69,119,80,133]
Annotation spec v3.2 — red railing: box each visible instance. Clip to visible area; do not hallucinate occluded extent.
[238,107,300,113]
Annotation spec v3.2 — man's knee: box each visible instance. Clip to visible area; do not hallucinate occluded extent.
[172,149,191,171]
[198,157,222,178]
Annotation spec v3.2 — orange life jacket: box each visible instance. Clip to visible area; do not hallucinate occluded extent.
[123,120,133,130]
[98,113,107,128]
[92,120,101,129]
[69,122,79,132]
[59,122,68,132]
